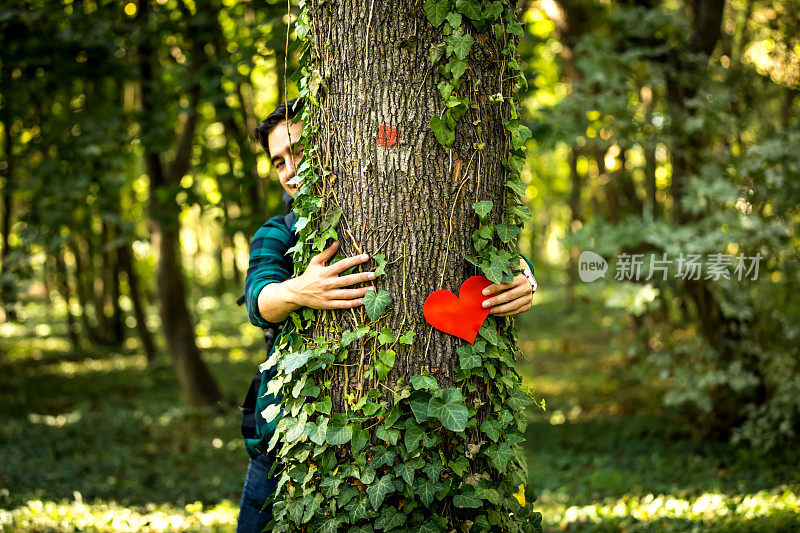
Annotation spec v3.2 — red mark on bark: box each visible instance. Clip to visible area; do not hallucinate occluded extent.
[377,125,400,147]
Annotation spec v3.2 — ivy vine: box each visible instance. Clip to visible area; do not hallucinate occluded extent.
[263,1,542,531]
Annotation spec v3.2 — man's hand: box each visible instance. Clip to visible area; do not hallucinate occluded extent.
[480,259,534,317]
[288,241,375,310]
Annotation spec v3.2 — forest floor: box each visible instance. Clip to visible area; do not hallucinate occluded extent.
[1,284,798,532]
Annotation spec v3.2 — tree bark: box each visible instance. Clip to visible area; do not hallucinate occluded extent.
[0,95,17,322]
[308,0,508,407]
[119,243,157,364]
[138,0,221,406]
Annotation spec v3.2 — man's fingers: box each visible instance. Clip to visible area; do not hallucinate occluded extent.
[481,281,514,297]
[328,252,370,275]
[328,271,376,288]
[326,287,375,300]
[490,295,531,316]
[482,283,529,308]
[311,240,339,265]
[324,298,365,310]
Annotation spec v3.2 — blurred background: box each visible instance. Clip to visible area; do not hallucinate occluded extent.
[1,0,798,531]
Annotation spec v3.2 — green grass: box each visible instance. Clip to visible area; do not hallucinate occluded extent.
[1,285,799,532]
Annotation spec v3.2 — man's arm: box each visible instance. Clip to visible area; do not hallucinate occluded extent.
[257,241,375,323]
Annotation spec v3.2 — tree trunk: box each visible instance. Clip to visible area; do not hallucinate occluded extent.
[311,0,508,407]
[55,250,81,351]
[267,1,538,530]
[119,243,157,364]
[138,0,221,406]
[0,101,17,322]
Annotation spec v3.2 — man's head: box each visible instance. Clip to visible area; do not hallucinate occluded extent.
[255,98,305,197]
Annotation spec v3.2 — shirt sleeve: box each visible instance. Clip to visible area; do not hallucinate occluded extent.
[520,252,535,276]
[244,217,294,329]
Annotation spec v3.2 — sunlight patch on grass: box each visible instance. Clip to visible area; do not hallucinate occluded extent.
[539,486,800,530]
[0,494,238,533]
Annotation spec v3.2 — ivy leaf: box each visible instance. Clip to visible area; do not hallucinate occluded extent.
[315,396,332,415]
[423,0,449,27]
[430,115,455,147]
[408,391,430,423]
[483,1,504,22]
[457,345,481,370]
[453,492,482,508]
[373,253,387,277]
[379,348,396,369]
[445,12,462,29]
[449,456,469,477]
[367,474,397,510]
[507,203,533,220]
[480,419,500,442]
[404,419,425,452]
[410,374,439,390]
[507,387,534,411]
[375,507,406,530]
[394,462,416,486]
[345,494,371,521]
[495,223,521,243]
[378,328,395,345]
[506,175,527,196]
[449,57,468,80]
[472,200,493,219]
[363,289,392,322]
[376,425,400,446]
[398,331,415,345]
[320,206,342,231]
[284,415,306,443]
[486,441,514,472]
[479,322,501,346]
[320,517,346,533]
[284,349,313,374]
[455,0,482,21]
[480,253,508,283]
[417,521,443,533]
[448,32,474,61]
[429,42,446,65]
[342,325,370,347]
[371,445,396,468]
[326,414,353,445]
[261,403,281,424]
[427,388,469,432]
[351,426,369,454]
[422,458,444,482]
[415,478,439,506]
[305,417,328,445]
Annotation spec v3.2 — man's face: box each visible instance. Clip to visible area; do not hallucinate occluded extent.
[267,119,304,197]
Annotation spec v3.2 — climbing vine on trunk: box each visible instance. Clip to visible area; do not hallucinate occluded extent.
[264,1,541,531]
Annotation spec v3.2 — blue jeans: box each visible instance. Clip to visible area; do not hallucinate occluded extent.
[237,452,279,533]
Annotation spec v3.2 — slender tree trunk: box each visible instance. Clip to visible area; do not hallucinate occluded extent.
[566,146,582,311]
[138,0,221,406]
[119,244,157,364]
[0,100,17,322]
[55,251,81,350]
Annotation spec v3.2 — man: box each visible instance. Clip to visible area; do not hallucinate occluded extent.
[237,98,537,531]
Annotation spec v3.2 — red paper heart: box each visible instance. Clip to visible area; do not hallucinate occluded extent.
[423,276,493,344]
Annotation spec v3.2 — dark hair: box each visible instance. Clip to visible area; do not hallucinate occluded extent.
[254,98,304,156]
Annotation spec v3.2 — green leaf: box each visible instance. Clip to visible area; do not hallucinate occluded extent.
[284,350,313,374]
[367,474,397,510]
[398,331,415,345]
[472,200,493,219]
[507,387,534,411]
[320,206,342,231]
[486,441,514,472]
[427,388,468,432]
[284,415,305,443]
[479,322,501,346]
[404,419,425,452]
[379,348,396,369]
[422,458,444,482]
[430,115,455,147]
[480,419,500,442]
[445,12,462,28]
[495,223,521,243]
[457,345,481,370]
[373,253,387,277]
[351,426,369,454]
[483,1,504,22]
[371,445,397,468]
[342,325,370,347]
[408,391,430,423]
[315,396,332,414]
[376,425,400,446]
[448,32,474,61]
[363,289,392,322]
[415,478,439,506]
[423,0,449,27]
[345,494,371,521]
[305,418,328,445]
[261,403,281,424]
[480,253,508,283]
[437,80,453,100]
[507,203,533,220]
[449,456,469,476]
[453,492,482,508]
[409,374,438,390]
[375,507,406,530]
[394,462,416,486]
[429,42,446,64]
[455,0,482,20]
[326,414,353,445]
[377,328,395,345]
[449,57,468,80]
